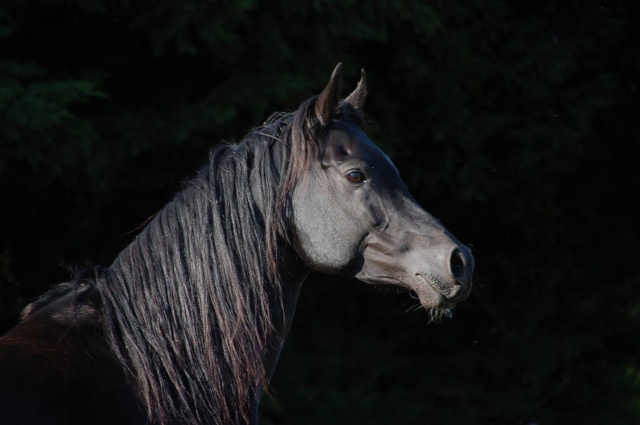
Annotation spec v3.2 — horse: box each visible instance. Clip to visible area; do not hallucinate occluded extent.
[0,63,474,425]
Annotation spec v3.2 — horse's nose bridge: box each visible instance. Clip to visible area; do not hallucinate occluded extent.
[386,197,474,283]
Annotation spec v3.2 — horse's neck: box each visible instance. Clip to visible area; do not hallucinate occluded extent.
[264,247,309,379]
[248,248,307,423]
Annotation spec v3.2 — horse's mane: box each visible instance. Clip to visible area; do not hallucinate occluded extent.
[98,98,362,425]
[18,97,363,425]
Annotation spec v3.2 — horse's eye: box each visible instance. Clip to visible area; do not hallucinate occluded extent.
[346,170,366,184]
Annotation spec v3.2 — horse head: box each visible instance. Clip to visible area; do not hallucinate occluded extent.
[292,64,474,312]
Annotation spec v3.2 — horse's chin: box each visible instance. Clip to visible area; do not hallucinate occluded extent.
[409,286,456,323]
[355,273,459,315]
[413,273,471,310]
[413,284,457,310]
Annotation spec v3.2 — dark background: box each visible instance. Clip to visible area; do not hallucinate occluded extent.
[1,1,638,423]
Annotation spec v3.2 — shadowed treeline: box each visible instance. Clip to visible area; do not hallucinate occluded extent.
[1,1,638,423]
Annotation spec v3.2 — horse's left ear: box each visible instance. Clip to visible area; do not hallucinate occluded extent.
[344,68,367,110]
[315,63,343,125]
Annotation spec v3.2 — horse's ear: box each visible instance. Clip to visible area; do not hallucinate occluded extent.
[315,63,343,125]
[344,68,367,110]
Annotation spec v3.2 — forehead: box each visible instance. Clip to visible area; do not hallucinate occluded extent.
[323,121,396,169]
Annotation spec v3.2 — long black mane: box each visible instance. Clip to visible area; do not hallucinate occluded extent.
[18,96,363,425]
[99,100,320,425]
[98,98,363,424]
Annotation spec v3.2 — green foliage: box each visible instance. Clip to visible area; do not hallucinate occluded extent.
[0,61,104,175]
[1,0,638,423]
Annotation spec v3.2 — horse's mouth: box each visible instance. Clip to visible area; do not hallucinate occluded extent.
[414,274,462,310]
[355,272,468,311]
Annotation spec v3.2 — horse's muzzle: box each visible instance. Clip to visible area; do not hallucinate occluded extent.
[411,244,474,309]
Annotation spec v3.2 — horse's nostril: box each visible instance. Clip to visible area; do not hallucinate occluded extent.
[450,248,467,284]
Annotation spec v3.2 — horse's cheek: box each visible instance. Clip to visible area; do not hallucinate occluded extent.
[292,193,361,273]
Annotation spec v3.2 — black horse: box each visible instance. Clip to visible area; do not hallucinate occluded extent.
[0,64,474,425]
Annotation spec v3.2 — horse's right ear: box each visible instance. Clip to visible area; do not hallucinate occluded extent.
[315,63,343,125]
[344,68,367,111]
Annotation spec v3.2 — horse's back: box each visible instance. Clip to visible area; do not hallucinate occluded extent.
[0,284,146,425]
